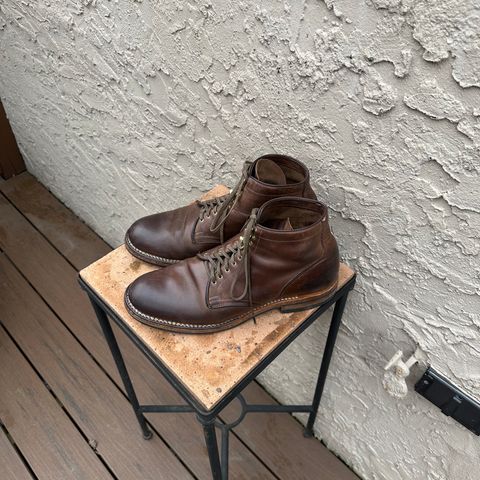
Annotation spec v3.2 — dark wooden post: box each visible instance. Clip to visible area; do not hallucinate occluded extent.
[0,99,26,179]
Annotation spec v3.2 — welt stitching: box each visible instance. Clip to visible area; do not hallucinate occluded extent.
[125,291,300,329]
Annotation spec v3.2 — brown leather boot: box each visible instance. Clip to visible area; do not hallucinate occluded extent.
[125,197,339,333]
[125,154,316,265]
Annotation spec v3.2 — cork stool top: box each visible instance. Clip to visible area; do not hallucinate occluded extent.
[80,186,355,411]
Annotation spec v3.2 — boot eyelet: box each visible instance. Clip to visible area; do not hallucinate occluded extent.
[225,268,230,273]
[218,275,223,279]
[232,262,236,266]
[212,280,217,285]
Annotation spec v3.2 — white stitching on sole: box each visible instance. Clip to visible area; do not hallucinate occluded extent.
[123,290,321,330]
[125,235,180,265]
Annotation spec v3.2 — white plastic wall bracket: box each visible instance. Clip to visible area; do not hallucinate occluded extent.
[383,348,423,399]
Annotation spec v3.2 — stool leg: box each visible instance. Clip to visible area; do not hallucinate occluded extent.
[219,424,229,480]
[304,291,349,437]
[198,416,223,480]
[89,298,153,440]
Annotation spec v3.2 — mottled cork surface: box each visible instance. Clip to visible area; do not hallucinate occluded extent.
[80,185,354,411]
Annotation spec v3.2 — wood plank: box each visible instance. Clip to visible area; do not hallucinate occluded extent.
[0,253,192,480]
[0,427,33,480]
[226,382,359,480]
[0,172,110,270]
[0,100,25,179]
[0,195,274,480]
[0,326,112,480]
[2,177,357,480]
[0,193,116,376]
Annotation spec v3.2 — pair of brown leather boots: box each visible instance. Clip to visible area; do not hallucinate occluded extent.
[124,154,340,334]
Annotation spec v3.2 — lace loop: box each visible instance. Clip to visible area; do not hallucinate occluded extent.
[200,208,258,306]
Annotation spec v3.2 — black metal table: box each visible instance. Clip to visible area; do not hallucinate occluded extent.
[79,249,355,480]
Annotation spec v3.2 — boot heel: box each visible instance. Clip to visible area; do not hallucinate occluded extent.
[279,284,337,313]
[280,297,330,313]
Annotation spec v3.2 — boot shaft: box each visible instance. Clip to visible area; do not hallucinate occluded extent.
[199,154,317,242]
[208,197,339,307]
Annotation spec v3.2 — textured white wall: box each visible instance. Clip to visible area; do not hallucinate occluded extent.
[1,1,479,479]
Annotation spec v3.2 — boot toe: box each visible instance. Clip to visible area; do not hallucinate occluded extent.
[125,271,171,324]
[126,217,155,255]
[124,260,219,331]
[125,205,202,264]
[125,214,178,265]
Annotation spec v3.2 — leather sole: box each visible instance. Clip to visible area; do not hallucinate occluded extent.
[124,281,338,334]
[124,235,180,266]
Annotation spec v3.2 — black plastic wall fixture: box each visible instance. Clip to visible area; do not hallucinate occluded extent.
[415,367,480,436]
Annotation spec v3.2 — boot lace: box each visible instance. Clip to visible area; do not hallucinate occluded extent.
[198,196,228,221]
[197,161,252,242]
[199,209,258,306]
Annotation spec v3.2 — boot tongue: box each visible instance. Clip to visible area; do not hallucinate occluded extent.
[254,158,287,185]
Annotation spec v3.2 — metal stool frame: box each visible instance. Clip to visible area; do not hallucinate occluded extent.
[80,274,356,480]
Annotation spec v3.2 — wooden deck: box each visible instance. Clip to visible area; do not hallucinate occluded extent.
[0,172,358,480]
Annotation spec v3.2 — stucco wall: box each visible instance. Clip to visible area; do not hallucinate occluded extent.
[1,1,479,479]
